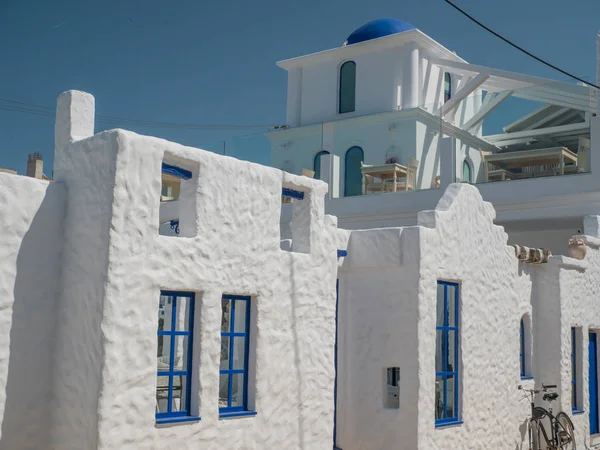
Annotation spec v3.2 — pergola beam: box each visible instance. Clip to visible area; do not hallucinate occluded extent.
[485,122,590,143]
[463,90,513,131]
[440,72,490,118]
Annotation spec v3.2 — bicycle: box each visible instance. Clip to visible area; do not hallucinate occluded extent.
[518,384,576,450]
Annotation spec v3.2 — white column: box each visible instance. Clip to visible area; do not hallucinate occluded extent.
[402,43,420,109]
[286,68,303,127]
[55,90,95,151]
[439,136,456,189]
[320,154,340,199]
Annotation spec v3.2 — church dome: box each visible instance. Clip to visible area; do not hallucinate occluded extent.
[345,18,416,45]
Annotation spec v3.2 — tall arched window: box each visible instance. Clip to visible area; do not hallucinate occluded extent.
[344,146,364,197]
[462,160,472,183]
[339,61,356,114]
[313,150,330,180]
[444,72,452,103]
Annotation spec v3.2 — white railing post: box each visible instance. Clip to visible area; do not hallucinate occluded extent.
[439,136,456,189]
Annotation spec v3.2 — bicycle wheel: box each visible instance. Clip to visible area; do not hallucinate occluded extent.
[555,412,576,450]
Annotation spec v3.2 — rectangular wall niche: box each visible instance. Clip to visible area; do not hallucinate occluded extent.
[385,367,400,409]
[158,156,199,238]
[280,186,310,254]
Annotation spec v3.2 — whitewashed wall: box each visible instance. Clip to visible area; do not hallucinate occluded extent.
[0,172,65,449]
[336,226,421,449]
[416,184,533,449]
[44,90,340,450]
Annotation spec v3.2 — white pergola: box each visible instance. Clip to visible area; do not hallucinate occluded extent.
[431,58,597,137]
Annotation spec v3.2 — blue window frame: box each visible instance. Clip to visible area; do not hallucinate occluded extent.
[156,291,196,423]
[314,150,330,180]
[344,146,364,197]
[435,281,460,426]
[339,61,356,114]
[520,319,526,377]
[219,294,254,417]
[444,72,452,103]
[572,327,580,411]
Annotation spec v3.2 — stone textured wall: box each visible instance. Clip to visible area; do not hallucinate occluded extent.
[86,129,340,450]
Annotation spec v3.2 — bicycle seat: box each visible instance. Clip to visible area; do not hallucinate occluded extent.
[543,392,559,402]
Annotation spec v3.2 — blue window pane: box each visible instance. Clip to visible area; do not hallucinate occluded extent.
[447,285,456,327]
[221,299,231,332]
[219,373,229,409]
[339,61,356,114]
[220,336,230,370]
[231,373,245,407]
[435,375,444,420]
[156,376,170,413]
[435,331,443,373]
[173,336,190,371]
[234,301,247,333]
[233,337,246,370]
[172,375,186,412]
[344,146,364,197]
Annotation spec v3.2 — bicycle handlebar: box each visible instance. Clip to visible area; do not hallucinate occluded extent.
[518,383,557,393]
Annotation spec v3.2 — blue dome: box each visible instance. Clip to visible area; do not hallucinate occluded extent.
[345,18,416,45]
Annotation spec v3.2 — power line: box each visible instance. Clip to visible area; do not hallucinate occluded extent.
[444,0,600,91]
[0,98,276,130]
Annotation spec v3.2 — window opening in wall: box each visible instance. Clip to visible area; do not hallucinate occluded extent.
[219,294,255,417]
[435,281,460,426]
[280,187,309,254]
[158,158,197,238]
[572,327,584,413]
[314,150,330,180]
[385,367,400,409]
[444,73,452,103]
[520,316,533,379]
[344,146,364,197]
[462,160,472,183]
[339,61,356,114]
[156,291,196,423]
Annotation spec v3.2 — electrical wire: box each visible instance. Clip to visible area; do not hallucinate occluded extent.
[444,0,600,90]
[0,98,275,130]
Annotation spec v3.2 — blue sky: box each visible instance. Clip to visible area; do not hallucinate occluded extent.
[0,0,599,174]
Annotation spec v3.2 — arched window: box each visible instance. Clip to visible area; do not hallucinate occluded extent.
[313,150,330,180]
[520,316,532,379]
[462,160,472,183]
[444,73,452,103]
[339,61,356,114]
[344,146,364,197]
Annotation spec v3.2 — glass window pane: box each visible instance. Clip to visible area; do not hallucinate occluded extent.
[436,284,445,327]
[339,61,356,114]
[221,299,231,333]
[220,336,230,370]
[159,295,173,332]
[173,336,189,371]
[446,330,456,373]
[233,336,246,370]
[174,296,190,331]
[445,375,456,419]
[231,373,245,407]
[157,335,171,371]
[344,146,364,197]
[234,300,248,333]
[435,331,443,373]
[219,374,229,409]
[435,375,444,420]
[156,376,170,413]
[172,375,187,412]
[447,285,456,327]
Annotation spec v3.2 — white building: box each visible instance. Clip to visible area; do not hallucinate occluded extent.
[2,18,600,450]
